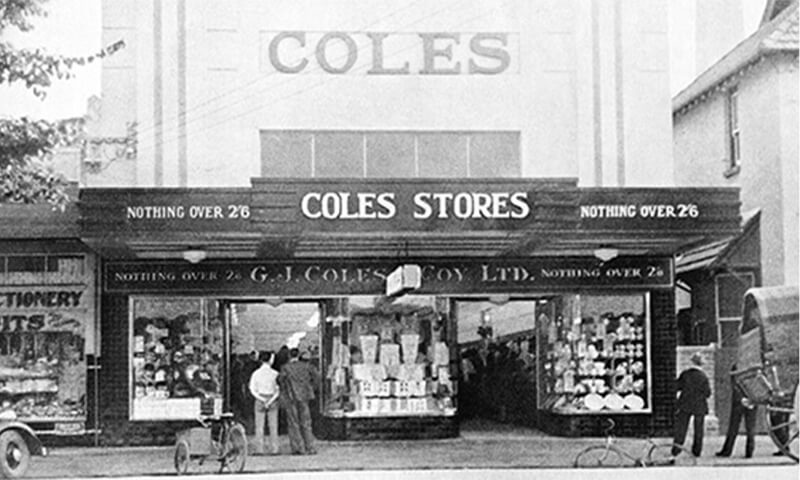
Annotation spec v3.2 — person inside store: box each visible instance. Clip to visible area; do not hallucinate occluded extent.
[192,360,220,397]
[274,346,291,372]
[170,351,197,398]
[672,353,711,457]
[240,351,260,432]
[278,347,321,455]
[249,351,280,455]
[716,363,756,458]
[349,345,363,364]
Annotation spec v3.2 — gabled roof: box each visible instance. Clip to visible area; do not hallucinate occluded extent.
[673,1,799,114]
[676,209,760,274]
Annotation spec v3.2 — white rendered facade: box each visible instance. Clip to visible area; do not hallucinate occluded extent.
[89,0,674,188]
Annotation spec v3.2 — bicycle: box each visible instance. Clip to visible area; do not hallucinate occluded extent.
[174,412,248,475]
[573,419,697,468]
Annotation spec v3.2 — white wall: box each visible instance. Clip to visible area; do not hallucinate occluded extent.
[93,0,674,188]
[673,55,799,286]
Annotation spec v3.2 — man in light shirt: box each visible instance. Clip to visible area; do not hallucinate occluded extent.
[249,351,280,455]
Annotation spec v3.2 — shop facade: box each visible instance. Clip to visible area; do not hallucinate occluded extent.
[76,178,742,444]
[0,200,100,441]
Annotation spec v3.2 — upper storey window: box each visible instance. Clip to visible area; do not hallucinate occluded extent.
[725,86,741,177]
[260,131,520,178]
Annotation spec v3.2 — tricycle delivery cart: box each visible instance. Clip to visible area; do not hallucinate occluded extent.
[733,286,798,462]
[173,412,247,474]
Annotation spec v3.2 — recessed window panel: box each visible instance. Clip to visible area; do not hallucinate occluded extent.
[418,133,467,178]
[260,132,312,177]
[469,132,520,177]
[366,133,415,177]
[315,133,363,178]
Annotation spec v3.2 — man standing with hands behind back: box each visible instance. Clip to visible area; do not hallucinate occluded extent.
[279,348,320,455]
[249,351,280,455]
[673,352,711,457]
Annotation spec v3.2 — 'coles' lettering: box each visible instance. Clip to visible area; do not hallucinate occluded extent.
[268,31,513,75]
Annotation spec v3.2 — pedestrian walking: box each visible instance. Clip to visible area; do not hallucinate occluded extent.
[249,351,280,455]
[672,352,711,457]
[716,363,756,458]
[278,348,320,455]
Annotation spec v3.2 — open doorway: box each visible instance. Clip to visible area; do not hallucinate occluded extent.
[225,300,321,434]
[455,299,539,432]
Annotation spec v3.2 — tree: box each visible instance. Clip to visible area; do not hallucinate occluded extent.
[0,0,124,206]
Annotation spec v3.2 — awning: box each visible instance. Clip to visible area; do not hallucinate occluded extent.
[676,209,760,274]
[78,179,744,260]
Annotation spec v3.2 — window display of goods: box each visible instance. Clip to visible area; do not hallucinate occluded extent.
[538,295,651,414]
[10,397,84,419]
[323,296,455,418]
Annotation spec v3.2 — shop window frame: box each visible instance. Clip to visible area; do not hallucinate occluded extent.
[536,291,653,415]
[128,296,223,422]
[0,252,90,425]
[320,294,457,419]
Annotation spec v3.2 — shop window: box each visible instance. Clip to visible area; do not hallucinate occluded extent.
[321,295,455,418]
[130,298,223,421]
[0,332,86,421]
[538,293,651,414]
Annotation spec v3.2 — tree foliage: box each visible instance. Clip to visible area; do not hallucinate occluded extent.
[0,0,124,206]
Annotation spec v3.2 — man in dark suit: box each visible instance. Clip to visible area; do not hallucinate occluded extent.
[278,348,320,455]
[717,363,757,458]
[672,353,711,457]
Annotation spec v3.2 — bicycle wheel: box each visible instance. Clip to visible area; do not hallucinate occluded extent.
[174,439,190,475]
[646,442,697,467]
[574,446,627,468]
[222,423,247,473]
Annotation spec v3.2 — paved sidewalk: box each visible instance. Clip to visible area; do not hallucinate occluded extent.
[25,427,797,478]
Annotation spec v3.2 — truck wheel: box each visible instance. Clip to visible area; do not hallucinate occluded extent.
[0,430,30,478]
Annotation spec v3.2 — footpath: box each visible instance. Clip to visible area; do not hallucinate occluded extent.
[26,423,797,478]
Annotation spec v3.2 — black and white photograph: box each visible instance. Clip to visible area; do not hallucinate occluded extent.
[0,1,797,479]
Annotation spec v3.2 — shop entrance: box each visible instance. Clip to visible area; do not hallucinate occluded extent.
[222,300,321,435]
[455,299,539,429]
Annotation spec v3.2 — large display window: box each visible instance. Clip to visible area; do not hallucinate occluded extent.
[130,297,223,420]
[0,254,90,424]
[538,293,651,414]
[321,295,456,418]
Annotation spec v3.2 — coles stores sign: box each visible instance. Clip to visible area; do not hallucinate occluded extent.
[300,191,531,220]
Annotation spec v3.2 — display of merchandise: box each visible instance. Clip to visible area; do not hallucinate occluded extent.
[130,299,223,420]
[0,331,86,420]
[323,297,455,418]
[539,300,650,414]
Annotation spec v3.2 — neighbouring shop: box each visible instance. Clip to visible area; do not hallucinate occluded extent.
[0,200,99,440]
[78,178,742,444]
